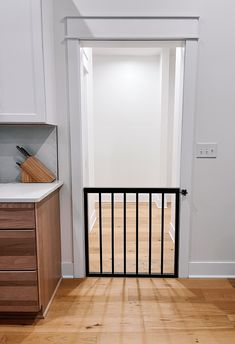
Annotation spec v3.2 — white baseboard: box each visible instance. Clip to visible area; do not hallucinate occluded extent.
[189,261,235,278]
[62,262,74,278]
[89,209,97,233]
[169,222,175,242]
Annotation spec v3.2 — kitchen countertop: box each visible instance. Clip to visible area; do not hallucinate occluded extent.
[0,181,63,203]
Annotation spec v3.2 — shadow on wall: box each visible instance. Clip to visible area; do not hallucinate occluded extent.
[0,125,58,183]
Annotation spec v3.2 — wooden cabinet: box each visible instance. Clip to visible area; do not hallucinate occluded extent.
[0,271,40,313]
[0,230,36,270]
[0,0,56,124]
[0,190,61,317]
[0,203,35,229]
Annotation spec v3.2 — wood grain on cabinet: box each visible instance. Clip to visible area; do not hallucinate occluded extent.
[0,204,35,229]
[35,191,61,315]
[0,203,34,209]
[0,230,36,270]
[0,189,61,317]
[0,271,40,313]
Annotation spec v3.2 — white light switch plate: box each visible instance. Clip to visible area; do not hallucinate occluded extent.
[196,143,217,158]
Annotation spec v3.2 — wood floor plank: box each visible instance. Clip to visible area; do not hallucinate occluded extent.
[1,278,235,343]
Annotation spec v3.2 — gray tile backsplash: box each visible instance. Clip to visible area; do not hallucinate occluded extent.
[0,125,58,183]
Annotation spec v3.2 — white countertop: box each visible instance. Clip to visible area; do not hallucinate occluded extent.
[0,181,63,203]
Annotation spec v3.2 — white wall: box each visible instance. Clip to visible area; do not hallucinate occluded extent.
[167,50,176,187]
[93,53,162,187]
[159,47,182,191]
[55,0,235,277]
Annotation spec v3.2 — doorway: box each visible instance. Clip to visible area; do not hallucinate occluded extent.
[80,41,184,277]
[65,15,199,278]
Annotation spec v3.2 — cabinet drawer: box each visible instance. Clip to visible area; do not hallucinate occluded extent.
[0,203,35,229]
[0,230,36,270]
[0,271,40,312]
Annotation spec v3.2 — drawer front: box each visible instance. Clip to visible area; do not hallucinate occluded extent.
[0,271,40,312]
[0,230,36,270]
[0,204,35,229]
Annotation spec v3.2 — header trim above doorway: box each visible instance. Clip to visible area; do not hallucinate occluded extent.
[64,16,199,41]
[65,15,200,19]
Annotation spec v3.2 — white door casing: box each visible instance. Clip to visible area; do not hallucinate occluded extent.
[65,16,199,277]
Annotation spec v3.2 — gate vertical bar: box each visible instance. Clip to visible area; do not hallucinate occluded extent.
[98,193,103,274]
[84,189,89,275]
[136,193,139,274]
[123,193,126,274]
[174,191,180,277]
[111,193,115,274]
[149,193,152,274]
[160,193,165,274]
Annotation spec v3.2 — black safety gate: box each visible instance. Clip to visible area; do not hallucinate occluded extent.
[84,187,181,278]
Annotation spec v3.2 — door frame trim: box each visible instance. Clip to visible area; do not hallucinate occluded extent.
[65,16,199,277]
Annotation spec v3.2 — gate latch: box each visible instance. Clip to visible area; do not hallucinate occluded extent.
[181,189,188,196]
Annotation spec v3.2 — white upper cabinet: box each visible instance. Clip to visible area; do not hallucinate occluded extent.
[0,0,56,124]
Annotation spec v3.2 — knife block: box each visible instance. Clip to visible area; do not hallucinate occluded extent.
[20,156,56,183]
[21,170,36,183]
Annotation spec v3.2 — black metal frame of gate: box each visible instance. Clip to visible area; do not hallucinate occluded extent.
[84,187,180,278]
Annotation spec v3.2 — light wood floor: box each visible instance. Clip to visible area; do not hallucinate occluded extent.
[89,202,175,274]
[1,278,235,343]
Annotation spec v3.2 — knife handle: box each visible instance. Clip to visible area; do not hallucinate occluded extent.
[16,146,31,157]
